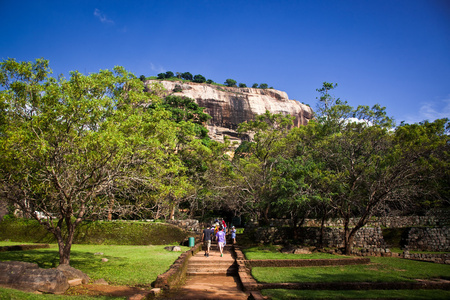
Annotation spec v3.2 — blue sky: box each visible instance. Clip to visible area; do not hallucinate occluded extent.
[1,0,449,125]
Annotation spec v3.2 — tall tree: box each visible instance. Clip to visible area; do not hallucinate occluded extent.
[312,82,447,254]
[0,58,190,264]
[230,111,295,221]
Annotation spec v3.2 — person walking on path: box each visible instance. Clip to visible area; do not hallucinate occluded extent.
[231,226,236,244]
[215,226,226,257]
[201,225,213,257]
[221,219,227,234]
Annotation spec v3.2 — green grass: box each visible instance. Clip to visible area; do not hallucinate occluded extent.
[0,241,37,246]
[262,289,450,300]
[0,243,189,286]
[243,245,350,260]
[252,257,450,283]
[0,286,122,300]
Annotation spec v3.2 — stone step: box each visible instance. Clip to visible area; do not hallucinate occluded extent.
[188,264,236,269]
[186,271,236,276]
[190,261,235,265]
[187,266,237,272]
[186,267,238,276]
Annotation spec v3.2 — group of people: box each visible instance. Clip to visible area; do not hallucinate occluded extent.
[201,219,237,257]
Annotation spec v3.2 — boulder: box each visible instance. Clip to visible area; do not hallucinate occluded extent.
[57,264,89,284]
[0,261,69,294]
[293,247,312,254]
[164,245,182,251]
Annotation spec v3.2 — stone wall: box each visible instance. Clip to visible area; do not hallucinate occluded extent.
[255,212,449,229]
[168,219,200,234]
[246,218,450,253]
[403,251,450,264]
[405,227,450,252]
[154,243,201,290]
[248,226,387,250]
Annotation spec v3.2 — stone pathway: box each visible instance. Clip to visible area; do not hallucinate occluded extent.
[163,243,250,299]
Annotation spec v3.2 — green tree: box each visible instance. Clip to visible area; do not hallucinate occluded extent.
[252,83,258,88]
[193,74,206,83]
[181,72,193,81]
[310,83,446,254]
[157,95,211,140]
[165,71,174,78]
[259,83,268,89]
[0,58,191,264]
[239,83,247,88]
[224,79,237,87]
[230,111,295,221]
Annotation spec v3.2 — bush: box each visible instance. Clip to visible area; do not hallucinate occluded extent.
[0,219,188,245]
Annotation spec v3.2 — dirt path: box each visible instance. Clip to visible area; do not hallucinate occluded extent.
[66,284,151,299]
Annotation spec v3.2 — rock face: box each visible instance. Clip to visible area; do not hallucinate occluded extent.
[145,80,314,143]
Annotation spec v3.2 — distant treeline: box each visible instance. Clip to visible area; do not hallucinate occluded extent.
[139,71,273,89]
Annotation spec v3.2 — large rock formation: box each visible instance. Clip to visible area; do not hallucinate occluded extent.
[145,80,313,143]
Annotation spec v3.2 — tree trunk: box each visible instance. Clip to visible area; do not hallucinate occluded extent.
[344,232,355,255]
[169,203,175,220]
[343,217,350,254]
[55,230,72,265]
[319,213,326,249]
[53,218,77,265]
[107,190,115,221]
[344,225,363,255]
[155,205,161,220]
[59,244,71,265]
[262,203,271,223]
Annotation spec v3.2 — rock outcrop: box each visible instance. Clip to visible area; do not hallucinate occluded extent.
[0,261,89,294]
[145,80,313,143]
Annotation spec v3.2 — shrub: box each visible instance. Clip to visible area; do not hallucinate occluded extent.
[0,219,188,245]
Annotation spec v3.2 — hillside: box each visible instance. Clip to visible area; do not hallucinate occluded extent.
[145,80,314,143]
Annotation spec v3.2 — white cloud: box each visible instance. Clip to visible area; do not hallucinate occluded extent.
[404,96,450,124]
[150,63,165,74]
[94,9,114,24]
[419,98,450,121]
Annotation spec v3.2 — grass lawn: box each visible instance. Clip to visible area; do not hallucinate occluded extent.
[243,245,350,260]
[262,289,450,300]
[252,257,450,283]
[0,242,188,287]
[0,286,121,300]
[0,241,38,246]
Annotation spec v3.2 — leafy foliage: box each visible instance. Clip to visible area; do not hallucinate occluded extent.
[0,58,198,264]
[224,79,237,87]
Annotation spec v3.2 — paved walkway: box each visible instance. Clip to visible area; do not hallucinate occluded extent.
[163,243,250,299]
